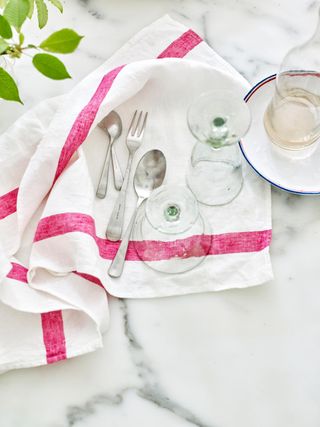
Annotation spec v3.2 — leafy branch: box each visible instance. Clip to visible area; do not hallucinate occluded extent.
[0,0,83,103]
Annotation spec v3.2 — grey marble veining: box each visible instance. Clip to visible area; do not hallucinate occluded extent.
[1,1,320,426]
[65,300,211,427]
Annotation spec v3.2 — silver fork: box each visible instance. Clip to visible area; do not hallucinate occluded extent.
[106,110,148,241]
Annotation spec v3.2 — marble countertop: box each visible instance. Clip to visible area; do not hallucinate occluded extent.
[1,1,320,426]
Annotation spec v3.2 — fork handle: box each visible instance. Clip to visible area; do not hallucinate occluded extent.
[106,154,133,241]
[96,142,112,199]
[108,198,144,278]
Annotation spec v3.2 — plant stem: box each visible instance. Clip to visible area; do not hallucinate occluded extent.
[0,44,38,59]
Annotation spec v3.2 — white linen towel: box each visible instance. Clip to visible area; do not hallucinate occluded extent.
[0,15,272,373]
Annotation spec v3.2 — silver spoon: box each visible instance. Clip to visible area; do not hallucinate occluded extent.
[108,149,166,278]
[96,111,124,198]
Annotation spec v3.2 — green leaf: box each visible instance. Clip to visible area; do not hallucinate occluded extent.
[35,0,47,29]
[32,53,71,80]
[0,36,8,53]
[28,0,34,18]
[40,29,83,54]
[48,0,62,13]
[0,0,7,8]
[0,66,22,102]
[3,0,29,31]
[0,14,12,38]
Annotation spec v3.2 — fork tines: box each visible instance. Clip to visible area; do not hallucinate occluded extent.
[128,110,148,138]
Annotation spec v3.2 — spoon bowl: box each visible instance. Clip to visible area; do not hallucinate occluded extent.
[99,111,122,140]
[97,111,123,196]
[134,149,167,199]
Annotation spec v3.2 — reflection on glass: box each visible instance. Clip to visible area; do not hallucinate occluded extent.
[264,7,320,150]
[187,89,251,206]
[133,185,211,274]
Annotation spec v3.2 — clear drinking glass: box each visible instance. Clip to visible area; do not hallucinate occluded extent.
[264,7,320,151]
[187,90,251,206]
[132,185,211,274]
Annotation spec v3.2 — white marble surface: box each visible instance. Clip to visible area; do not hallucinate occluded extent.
[1,0,320,426]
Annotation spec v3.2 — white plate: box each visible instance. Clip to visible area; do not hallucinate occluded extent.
[240,75,320,195]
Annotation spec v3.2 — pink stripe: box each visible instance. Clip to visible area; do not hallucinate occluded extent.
[34,213,272,261]
[41,311,66,364]
[98,231,272,261]
[209,230,272,255]
[157,29,202,58]
[6,262,101,363]
[0,188,18,220]
[74,271,104,288]
[7,261,102,287]
[6,263,67,364]
[7,262,28,283]
[6,261,102,365]
[6,263,102,364]
[53,65,125,183]
[34,212,95,242]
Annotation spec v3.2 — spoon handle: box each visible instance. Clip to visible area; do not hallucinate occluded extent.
[106,154,133,241]
[111,144,123,191]
[96,141,112,199]
[108,198,144,278]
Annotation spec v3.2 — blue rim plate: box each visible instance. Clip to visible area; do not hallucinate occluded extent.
[239,74,320,195]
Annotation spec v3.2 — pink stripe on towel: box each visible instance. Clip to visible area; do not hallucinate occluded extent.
[34,212,272,261]
[53,65,125,183]
[41,311,66,364]
[6,262,67,364]
[157,29,202,58]
[7,262,28,283]
[74,271,104,288]
[0,188,18,220]
[34,212,96,242]
[7,261,102,287]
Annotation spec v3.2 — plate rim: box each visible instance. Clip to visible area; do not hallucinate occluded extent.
[239,73,320,195]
